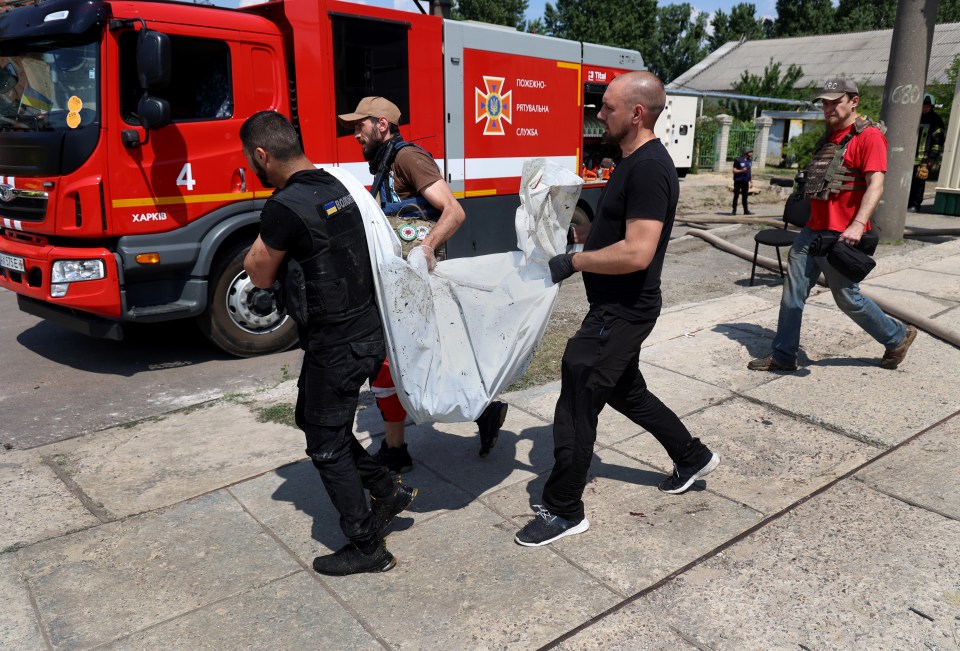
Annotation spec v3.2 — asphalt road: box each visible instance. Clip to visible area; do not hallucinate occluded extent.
[0,288,302,450]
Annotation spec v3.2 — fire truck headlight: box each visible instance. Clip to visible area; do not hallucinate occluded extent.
[52,259,106,283]
[51,260,106,296]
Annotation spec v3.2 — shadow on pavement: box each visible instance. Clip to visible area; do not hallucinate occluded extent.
[16,318,232,376]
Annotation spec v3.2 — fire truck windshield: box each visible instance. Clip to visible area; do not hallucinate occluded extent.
[0,39,98,132]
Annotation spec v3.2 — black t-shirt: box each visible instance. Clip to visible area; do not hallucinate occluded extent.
[259,169,381,349]
[582,139,679,321]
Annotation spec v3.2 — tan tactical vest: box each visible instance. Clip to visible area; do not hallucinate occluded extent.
[802,117,886,201]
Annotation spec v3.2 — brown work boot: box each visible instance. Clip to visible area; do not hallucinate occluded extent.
[747,355,798,372]
[880,325,917,370]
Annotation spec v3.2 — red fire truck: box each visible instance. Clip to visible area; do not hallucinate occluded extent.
[0,0,671,356]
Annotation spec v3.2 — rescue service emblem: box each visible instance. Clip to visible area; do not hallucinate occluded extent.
[398,224,418,241]
[475,76,512,136]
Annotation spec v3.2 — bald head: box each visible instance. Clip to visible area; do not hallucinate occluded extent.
[611,71,666,127]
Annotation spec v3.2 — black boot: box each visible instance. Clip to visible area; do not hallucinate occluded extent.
[312,540,396,576]
[476,401,508,457]
[371,480,418,536]
[373,439,413,475]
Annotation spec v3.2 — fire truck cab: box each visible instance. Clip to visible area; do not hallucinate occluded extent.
[0,0,659,356]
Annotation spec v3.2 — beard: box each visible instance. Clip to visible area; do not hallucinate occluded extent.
[361,132,386,162]
[600,122,626,145]
[251,157,273,189]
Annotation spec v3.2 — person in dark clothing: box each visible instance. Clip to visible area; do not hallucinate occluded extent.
[514,71,720,548]
[909,94,945,212]
[732,146,753,215]
[241,111,417,576]
[338,96,508,472]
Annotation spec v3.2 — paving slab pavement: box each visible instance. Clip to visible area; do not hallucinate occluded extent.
[2,225,960,650]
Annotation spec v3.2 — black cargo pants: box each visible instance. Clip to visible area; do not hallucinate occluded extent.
[296,331,396,548]
[542,306,708,522]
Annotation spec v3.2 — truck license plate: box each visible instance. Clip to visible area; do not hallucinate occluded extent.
[0,252,25,273]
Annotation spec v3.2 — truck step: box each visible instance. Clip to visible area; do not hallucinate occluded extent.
[129,301,197,318]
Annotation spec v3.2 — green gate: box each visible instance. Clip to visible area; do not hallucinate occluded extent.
[727,125,757,160]
[694,120,718,170]
[693,121,757,171]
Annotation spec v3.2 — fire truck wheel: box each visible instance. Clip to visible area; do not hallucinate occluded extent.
[571,206,590,226]
[198,243,299,357]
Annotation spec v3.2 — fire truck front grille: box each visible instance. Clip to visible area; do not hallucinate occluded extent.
[0,195,47,222]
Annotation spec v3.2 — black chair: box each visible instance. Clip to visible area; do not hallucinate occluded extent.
[750,194,811,285]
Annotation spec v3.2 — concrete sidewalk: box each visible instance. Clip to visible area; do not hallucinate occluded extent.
[3,238,960,650]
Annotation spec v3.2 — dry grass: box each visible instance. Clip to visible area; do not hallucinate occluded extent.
[508,311,582,390]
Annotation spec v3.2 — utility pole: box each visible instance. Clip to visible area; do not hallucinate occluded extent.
[429,0,452,19]
[873,0,938,241]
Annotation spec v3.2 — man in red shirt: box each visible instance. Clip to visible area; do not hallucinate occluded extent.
[749,78,916,372]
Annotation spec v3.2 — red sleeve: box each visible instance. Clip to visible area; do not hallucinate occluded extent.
[847,127,888,174]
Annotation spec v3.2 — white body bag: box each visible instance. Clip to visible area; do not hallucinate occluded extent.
[326,159,582,423]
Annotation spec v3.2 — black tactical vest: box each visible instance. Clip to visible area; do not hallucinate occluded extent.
[271,178,374,328]
[803,117,886,201]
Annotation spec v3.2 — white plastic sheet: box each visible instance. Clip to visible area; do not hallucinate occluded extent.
[326,159,582,423]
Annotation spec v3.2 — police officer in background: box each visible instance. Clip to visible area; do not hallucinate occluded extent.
[338,96,509,474]
[241,111,417,577]
[731,146,753,215]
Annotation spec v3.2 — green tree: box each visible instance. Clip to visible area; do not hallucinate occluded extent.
[453,0,528,29]
[709,3,764,50]
[646,3,709,82]
[542,0,657,56]
[722,59,807,120]
[833,0,897,32]
[774,0,834,37]
[524,18,545,34]
[782,128,821,168]
[760,17,777,39]
[855,85,883,122]
[939,0,960,22]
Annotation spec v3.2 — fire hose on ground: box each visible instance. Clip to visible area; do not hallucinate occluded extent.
[677,214,960,237]
[685,227,960,349]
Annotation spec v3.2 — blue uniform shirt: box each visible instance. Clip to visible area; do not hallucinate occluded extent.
[733,155,752,182]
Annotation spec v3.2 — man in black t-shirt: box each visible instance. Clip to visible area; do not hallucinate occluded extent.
[240,111,417,576]
[515,72,720,548]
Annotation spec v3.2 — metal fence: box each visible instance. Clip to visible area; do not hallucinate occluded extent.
[693,121,758,171]
[727,125,757,160]
[695,121,719,170]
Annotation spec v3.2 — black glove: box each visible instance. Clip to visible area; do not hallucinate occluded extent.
[548,253,576,284]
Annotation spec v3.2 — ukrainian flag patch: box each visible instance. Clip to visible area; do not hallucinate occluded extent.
[321,193,356,217]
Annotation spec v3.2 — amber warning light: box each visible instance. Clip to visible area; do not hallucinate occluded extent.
[136,253,161,265]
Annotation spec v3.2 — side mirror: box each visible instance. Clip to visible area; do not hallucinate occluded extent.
[122,95,170,148]
[137,94,171,130]
[137,30,170,90]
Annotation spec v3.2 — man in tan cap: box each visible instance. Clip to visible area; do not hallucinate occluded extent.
[748,78,916,373]
[338,96,508,474]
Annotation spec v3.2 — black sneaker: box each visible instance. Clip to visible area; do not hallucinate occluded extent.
[476,401,508,457]
[373,439,413,475]
[371,480,418,536]
[658,452,720,495]
[312,540,396,576]
[514,505,589,547]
